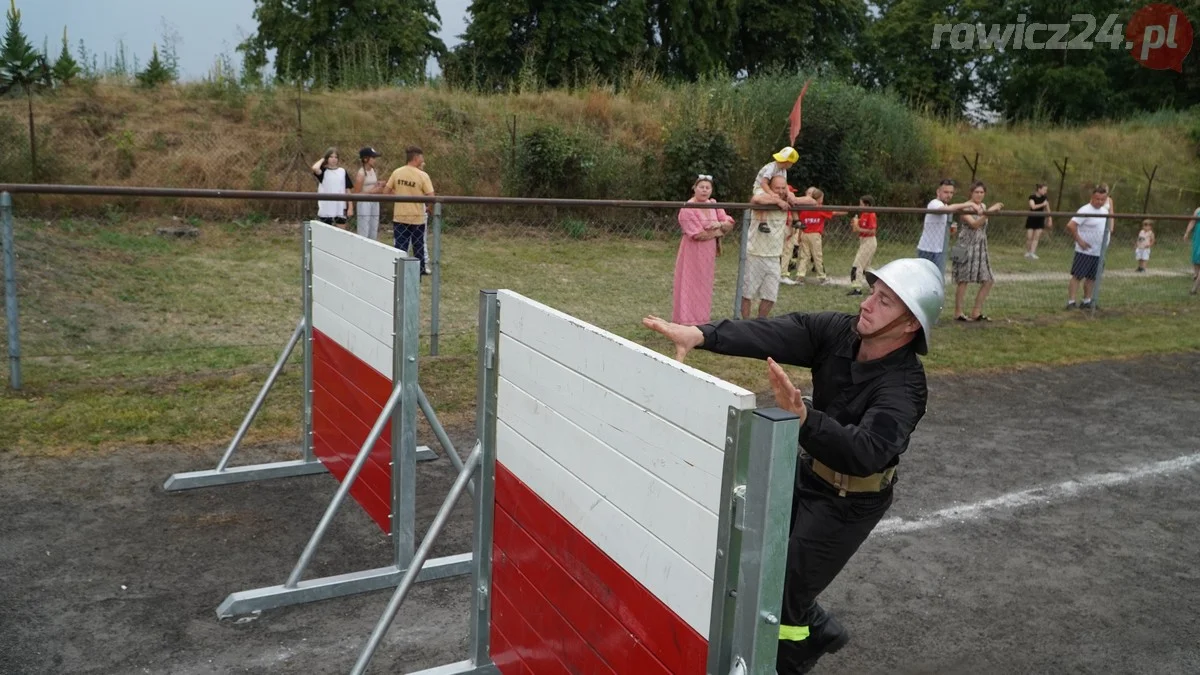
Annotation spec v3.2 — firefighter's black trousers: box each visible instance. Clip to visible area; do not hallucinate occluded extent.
[775,457,894,673]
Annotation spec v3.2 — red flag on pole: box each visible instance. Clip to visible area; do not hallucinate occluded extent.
[788,78,812,146]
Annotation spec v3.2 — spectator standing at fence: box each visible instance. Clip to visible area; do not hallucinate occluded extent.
[1184,207,1200,294]
[916,179,983,272]
[1024,183,1052,259]
[952,181,1002,321]
[352,146,385,240]
[642,257,946,675]
[311,148,354,227]
[385,146,435,275]
[1134,219,1156,273]
[742,176,795,318]
[847,196,878,296]
[792,189,845,286]
[672,175,736,325]
[1065,186,1113,309]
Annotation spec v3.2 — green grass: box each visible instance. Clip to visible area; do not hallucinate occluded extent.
[1,217,1198,455]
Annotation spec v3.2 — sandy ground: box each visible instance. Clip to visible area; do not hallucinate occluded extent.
[2,353,1199,675]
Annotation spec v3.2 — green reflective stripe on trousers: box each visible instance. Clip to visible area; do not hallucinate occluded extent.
[778,624,810,641]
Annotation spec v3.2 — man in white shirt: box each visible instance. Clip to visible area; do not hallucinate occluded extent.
[1065,186,1114,309]
[916,179,983,272]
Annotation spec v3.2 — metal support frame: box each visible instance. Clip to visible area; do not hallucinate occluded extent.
[201,228,468,618]
[726,408,801,674]
[430,202,443,356]
[709,407,800,675]
[354,291,501,675]
[163,224,436,491]
[394,254,421,570]
[733,210,750,319]
[2,191,20,390]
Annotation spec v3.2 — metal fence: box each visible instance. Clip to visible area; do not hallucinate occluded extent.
[2,185,1199,394]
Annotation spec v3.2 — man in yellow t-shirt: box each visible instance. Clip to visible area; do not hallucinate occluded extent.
[385,146,435,275]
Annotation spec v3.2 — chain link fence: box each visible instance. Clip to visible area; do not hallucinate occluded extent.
[2,187,1198,401]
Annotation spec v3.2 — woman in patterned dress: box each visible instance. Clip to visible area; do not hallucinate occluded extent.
[953,181,1003,321]
[672,176,736,325]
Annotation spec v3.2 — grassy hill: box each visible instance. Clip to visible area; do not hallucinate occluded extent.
[1,78,1199,218]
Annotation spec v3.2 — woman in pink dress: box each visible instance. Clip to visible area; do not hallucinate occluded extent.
[673,175,736,325]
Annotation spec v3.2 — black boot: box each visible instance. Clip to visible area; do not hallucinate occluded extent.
[776,603,850,674]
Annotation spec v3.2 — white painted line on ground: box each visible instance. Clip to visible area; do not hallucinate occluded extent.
[876,451,1200,536]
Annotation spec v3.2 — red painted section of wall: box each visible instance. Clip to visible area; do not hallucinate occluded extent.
[490,462,708,674]
[311,328,394,533]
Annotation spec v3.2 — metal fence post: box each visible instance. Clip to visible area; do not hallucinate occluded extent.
[1091,214,1114,312]
[393,256,422,570]
[431,202,443,356]
[733,210,750,319]
[706,407,753,675]
[470,290,500,666]
[1,191,19,390]
[727,408,800,675]
[302,222,314,462]
[939,213,952,280]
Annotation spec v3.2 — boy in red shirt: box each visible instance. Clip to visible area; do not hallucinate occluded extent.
[794,189,844,285]
[848,195,878,295]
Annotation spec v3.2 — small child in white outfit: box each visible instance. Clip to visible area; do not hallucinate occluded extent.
[1135,219,1155,272]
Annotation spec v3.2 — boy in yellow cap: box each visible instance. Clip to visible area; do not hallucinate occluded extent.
[754,146,811,210]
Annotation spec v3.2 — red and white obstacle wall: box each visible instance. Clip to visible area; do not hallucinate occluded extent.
[166,221,801,674]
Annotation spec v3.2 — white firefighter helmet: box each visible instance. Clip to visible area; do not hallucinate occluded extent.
[864,258,945,355]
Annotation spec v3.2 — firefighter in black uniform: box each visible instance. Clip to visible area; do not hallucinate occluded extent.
[644,257,945,674]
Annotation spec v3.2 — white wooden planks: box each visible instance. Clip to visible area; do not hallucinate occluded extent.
[312,302,393,378]
[310,220,403,281]
[309,221,406,378]
[496,290,755,447]
[498,376,719,576]
[498,334,724,513]
[311,276,393,347]
[311,248,394,315]
[497,420,715,636]
[493,290,757,639]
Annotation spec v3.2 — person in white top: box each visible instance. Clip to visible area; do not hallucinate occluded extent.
[311,147,355,227]
[352,146,387,240]
[1065,186,1114,309]
[916,179,983,273]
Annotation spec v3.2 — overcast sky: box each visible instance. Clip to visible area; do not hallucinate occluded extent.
[19,0,472,79]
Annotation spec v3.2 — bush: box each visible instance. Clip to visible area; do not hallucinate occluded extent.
[510,126,594,198]
[657,127,740,202]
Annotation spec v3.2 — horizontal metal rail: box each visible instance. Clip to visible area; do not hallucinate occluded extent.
[2,183,1197,221]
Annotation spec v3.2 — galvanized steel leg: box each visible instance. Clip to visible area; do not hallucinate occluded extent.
[351,445,482,675]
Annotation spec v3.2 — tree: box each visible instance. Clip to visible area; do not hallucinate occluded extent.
[51,27,79,85]
[978,0,1200,122]
[445,0,646,90]
[1,0,49,180]
[136,44,174,88]
[732,0,866,78]
[859,0,977,118]
[644,0,739,80]
[239,0,446,87]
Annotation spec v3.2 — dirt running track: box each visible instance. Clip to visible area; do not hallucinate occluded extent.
[2,353,1199,675]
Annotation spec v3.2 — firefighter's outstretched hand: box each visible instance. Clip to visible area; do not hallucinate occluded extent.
[767,357,808,423]
[642,315,704,362]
